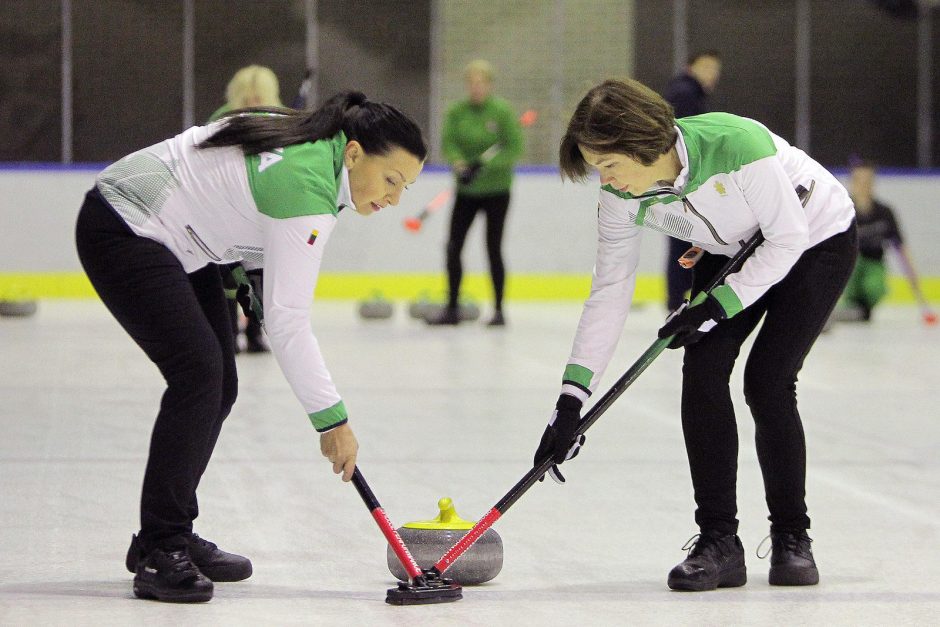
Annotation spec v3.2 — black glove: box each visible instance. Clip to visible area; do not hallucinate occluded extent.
[534,394,587,484]
[457,162,483,185]
[658,293,726,349]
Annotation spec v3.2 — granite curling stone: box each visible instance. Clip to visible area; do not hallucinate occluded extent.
[418,301,481,323]
[0,300,38,317]
[358,292,394,319]
[408,291,434,320]
[457,301,480,321]
[387,497,503,585]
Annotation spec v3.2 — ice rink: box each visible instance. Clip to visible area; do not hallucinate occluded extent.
[1,300,938,625]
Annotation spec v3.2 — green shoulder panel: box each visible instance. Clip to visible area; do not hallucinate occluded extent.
[677,113,777,194]
[245,133,346,219]
[207,104,232,123]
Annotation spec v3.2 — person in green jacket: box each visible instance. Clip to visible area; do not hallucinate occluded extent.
[535,78,857,592]
[77,91,426,603]
[428,60,523,326]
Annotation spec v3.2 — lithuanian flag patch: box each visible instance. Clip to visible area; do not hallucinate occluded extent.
[307,229,319,245]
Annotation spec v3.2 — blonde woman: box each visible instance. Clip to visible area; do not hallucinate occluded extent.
[210,65,285,351]
[430,60,523,326]
[210,64,283,121]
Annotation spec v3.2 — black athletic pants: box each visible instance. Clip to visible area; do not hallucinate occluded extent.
[222,266,263,348]
[75,189,237,552]
[445,191,510,310]
[666,236,694,311]
[681,222,857,535]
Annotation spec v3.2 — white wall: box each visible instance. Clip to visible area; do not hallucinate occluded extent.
[1,167,938,276]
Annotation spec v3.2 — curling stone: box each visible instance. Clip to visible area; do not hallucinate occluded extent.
[387,497,502,585]
[0,300,38,317]
[419,301,481,323]
[408,291,434,320]
[458,301,480,321]
[357,292,393,320]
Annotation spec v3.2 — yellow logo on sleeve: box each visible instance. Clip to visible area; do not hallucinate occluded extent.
[714,181,727,196]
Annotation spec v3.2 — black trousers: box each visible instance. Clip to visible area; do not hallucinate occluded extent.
[221,265,263,347]
[681,223,857,535]
[666,236,694,311]
[75,189,237,552]
[445,191,510,310]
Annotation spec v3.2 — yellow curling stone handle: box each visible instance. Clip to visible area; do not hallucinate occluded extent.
[402,497,476,530]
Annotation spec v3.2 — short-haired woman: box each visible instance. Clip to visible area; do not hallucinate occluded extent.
[534,78,857,591]
[76,92,426,602]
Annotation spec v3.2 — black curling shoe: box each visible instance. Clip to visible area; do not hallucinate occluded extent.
[667,531,747,591]
[425,306,460,325]
[487,311,506,327]
[133,548,213,603]
[126,533,253,582]
[767,530,819,586]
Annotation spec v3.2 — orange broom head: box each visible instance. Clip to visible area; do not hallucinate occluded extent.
[520,109,539,127]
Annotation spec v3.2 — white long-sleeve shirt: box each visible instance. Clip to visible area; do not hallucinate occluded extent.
[96,124,353,431]
[561,113,855,399]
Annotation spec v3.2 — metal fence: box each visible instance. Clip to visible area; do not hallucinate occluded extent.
[1,0,937,167]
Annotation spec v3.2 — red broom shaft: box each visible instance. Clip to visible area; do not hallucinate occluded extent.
[433,508,501,573]
[352,468,423,579]
[371,507,423,579]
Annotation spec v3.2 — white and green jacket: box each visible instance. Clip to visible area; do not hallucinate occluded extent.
[561,113,855,400]
[96,123,352,432]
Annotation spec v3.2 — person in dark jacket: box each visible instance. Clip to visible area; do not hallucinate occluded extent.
[833,159,904,321]
[663,51,722,312]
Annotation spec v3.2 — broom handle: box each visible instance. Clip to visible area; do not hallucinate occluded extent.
[431,231,765,576]
[351,467,424,580]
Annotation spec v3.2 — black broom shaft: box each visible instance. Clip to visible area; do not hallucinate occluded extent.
[495,231,764,514]
[432,232,765,574]
[351,466,425,580]
[352,467,380,509]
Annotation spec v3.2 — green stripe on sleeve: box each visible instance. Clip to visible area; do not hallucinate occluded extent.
[308,400,348,431]
[710,284,744,318]
[563,363,594,388]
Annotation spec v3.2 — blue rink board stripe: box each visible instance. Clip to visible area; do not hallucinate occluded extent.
[3,162,940,178]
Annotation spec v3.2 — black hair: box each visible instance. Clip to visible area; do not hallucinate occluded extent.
[197,91,427,161]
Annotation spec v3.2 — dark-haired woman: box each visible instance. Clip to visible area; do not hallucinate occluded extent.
[533,79,857,591]
[76,92,426,602]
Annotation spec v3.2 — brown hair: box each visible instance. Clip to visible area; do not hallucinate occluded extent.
[559,78,677,181]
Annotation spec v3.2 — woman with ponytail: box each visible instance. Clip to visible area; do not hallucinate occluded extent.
[75,92,426,603]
